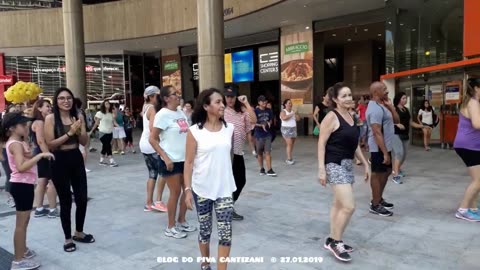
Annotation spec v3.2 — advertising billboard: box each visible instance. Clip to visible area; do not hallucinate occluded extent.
[258,46,279,81]
[231,50,254,82]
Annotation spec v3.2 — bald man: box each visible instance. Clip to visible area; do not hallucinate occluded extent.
[366,81,400,217]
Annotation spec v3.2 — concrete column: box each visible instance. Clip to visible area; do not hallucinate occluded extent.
[197,0,224,91]
[62,0,86,107]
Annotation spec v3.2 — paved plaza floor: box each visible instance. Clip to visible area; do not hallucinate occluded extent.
[0,136,478,270]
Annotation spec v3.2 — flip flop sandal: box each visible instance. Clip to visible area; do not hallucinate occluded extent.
[63,242,77,252]
[73,234,95,243]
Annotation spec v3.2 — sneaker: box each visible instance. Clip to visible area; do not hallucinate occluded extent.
[132,150,136,154]
[34,208,49,218]
[6,197,16,208]
[267,169,277,177]
[11,259,40,270]
[259,168,266,176]
[120,151,125,155]
[398,170,406,177]
[112,151,119,155]
[369,204,393,217]
[380,199,394,210]
[164,227,187,239]
[99,160,107,166]
[232,210,244,221]
[201,264,212,270]
[392,176,403,184]
[324,237,354,253]
[23,248,36,259]
[327,240,352,262]
[286,159,295,165]
[144,204,154,212]
[178,222,197,232]
[455,209,480,222]
[109,161,119,167]
[48,209,59,218]
[85,168,91,173]
[252,151,257,157]
[152,201,168,212]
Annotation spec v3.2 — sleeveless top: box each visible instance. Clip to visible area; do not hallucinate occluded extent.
[325,110,360,165]
[115,112,124,127]
[454,113,480,151]
[6,140,37,184]
[281,109,296,128]
[189,123,236,200]
[139,104,156,154]
[29,123,40,155]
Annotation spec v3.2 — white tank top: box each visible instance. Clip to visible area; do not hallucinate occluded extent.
[281,109,296,128]
[139,104,156,154]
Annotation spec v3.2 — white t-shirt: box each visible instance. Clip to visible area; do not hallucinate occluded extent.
[139,104,156,154]
[95,111,114,134]
[419,109,433,125]
[190,123,236,200]
[153,108,189,162]
[281,109,297,128]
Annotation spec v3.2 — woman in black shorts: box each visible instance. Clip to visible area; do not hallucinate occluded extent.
[318,83,369,262]
[453,78,480,222]
[30,99,59,218]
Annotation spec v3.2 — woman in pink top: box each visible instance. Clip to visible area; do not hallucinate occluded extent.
[1,112,54,270]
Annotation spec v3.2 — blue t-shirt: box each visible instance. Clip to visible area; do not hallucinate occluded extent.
[366,101,395,153]
[254,107,273,138]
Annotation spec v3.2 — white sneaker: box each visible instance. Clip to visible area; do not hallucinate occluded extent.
[164,227,187,239]
[178,222,197,232]
[85,168,91,173]
[285,159,295,165]
[11,258,40,270]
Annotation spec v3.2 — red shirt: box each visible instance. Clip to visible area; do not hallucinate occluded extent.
[357,104,367,121]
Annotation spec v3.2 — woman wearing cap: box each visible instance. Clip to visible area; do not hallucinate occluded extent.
[150,85,196,239]
[280,99,299,165]
[223,86,256,220]
[44,87,94,252]
[140,86,167,212]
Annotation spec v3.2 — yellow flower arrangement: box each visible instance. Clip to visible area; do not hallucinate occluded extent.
[4,81,43,104]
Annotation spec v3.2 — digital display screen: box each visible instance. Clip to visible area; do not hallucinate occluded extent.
[231,50,254,82]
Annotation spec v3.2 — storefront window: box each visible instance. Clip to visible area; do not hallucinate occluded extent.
[386,0,464,73]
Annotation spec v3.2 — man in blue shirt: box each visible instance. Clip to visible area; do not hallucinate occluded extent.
[254,95,276,176]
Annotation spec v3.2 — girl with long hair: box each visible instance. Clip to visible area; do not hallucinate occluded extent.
[185,88,236,270]
[90,100,118,167]
[417,100,438,151]
[223,85,256,220]
[2,105,21,208]
[30,99,59,218]
[150,85,196,239]
[139,86,167,212]
[2,112,54,270]
[453,78,480,222]
[318,83,369,262]
[280,99,299,165]
[44,88,94,252]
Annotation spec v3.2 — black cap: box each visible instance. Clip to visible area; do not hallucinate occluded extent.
[257,95,267,102]
[2,112,33,130]
[224,87,238,97]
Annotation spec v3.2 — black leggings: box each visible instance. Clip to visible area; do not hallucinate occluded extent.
[124,128,133,144]
[232,154,246,202]
[52,148,88,240]
[100,133,113,156]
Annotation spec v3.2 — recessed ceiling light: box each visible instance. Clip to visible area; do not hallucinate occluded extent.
[303,4,308,7]
[332,33,337,37]
[364,28,369,32]
[388,21,392,25]
[436,40,440,43]
[378,33,382,37]
[347,38,352,42]
[412,29,416,32]
[400,23,404,26]
[305,26,310,30]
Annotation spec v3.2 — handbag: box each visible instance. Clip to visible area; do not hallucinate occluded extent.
[313,126,319,136]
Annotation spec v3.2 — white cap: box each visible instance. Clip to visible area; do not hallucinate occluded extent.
[143,86,160,98]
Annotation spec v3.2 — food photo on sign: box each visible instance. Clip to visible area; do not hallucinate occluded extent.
[162,54,182,95]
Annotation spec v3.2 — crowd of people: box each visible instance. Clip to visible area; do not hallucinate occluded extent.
[0,78,479,269]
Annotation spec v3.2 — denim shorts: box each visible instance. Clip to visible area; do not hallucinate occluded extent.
[143,153,163,180]
[160,160,184,177]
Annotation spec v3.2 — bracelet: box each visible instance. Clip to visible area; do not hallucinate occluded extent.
[184,187,192,192]
[66,133,72,137]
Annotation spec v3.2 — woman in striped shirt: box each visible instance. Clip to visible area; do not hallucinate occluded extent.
[223,86,256,220]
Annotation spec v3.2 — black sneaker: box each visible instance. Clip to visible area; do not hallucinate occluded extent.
[369,204,393,217]
[266,169,277,177]
[380,199,394,210]
[259,168,266,176]
[327,240,352,262]
[232,210,244,221]
[324,237,354,253]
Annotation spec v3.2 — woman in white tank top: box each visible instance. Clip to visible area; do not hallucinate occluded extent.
[139,86,167,212]
[280,99,299,165]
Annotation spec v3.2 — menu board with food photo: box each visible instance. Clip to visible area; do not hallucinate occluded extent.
[161,54,182,96]
[280,31,314,104]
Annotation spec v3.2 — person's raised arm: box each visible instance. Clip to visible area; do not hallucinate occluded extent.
[239,96,257,124]
[468,99,480,129]
[183,130,197,210]
[317,112,337,186]
[44,114,79,150]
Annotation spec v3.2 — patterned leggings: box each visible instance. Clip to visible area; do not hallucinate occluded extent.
[193,192,233,246]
